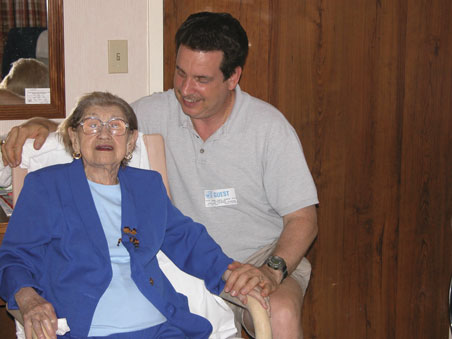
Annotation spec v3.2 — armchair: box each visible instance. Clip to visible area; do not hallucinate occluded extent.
[6,132,271,339]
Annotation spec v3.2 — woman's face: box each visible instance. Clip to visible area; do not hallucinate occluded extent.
[68,105,137,175]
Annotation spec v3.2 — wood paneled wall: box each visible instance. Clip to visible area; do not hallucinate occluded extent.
[164,1,452,338]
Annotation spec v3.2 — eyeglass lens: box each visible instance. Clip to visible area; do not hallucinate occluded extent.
[81,117,128,135]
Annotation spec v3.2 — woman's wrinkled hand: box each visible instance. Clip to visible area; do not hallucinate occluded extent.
[15,287,58,339]
[241,286,271,317]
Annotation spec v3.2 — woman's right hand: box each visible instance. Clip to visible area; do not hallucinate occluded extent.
[15,287,58,339]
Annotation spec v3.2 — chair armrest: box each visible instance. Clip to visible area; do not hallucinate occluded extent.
[142,134,172,199]
[6,304,23,325]
[12,167,28,206]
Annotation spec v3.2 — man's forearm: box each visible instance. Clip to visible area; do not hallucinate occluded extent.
[272,205,318,274]
[2,117,59,167]
[28,117,59,132]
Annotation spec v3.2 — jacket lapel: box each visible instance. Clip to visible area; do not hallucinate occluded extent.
[68,159,110,262]
[117,168,140,253]
[118,167,162,259]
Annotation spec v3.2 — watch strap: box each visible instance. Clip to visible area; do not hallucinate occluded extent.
[281,264,288,281]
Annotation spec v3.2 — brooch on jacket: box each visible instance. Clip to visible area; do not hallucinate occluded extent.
[117,226,139,248]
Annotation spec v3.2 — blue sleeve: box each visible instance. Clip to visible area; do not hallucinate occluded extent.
[158,180,233,295]
[0,172,54,308]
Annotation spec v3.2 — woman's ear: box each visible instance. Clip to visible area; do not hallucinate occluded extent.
[127,130,139,154]
[68,128,80,153]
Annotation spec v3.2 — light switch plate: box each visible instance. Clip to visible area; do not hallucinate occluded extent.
[108,40,128,73]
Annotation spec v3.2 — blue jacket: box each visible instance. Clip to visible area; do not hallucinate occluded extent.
[0,159,233,338]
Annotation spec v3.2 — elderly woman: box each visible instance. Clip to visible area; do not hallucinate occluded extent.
[0,92,263,339]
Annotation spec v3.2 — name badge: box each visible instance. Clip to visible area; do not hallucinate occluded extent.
[204,188,237,207]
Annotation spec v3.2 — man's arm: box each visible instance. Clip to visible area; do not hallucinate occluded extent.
[1,117,58,167]
[262,205,318,285]
[225,204,318,297]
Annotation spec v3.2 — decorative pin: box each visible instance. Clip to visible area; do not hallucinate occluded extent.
[123,226,137,235]
[123,226,139,248]
[129,236,140,248]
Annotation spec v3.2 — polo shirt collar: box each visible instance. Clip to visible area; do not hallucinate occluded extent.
[176,85,244,139]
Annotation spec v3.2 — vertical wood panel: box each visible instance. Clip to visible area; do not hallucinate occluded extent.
[163,1,452,338]
[294,1,405,337]
[397,0,452,337]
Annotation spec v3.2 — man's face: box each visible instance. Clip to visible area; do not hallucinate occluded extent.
[173,45,240,121]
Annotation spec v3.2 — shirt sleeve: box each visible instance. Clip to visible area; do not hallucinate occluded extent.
[262,118,319,217]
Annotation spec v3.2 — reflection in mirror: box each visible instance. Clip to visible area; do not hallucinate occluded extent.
[0,57,49,105]
[0,0,65,119]
[0,1,49,105]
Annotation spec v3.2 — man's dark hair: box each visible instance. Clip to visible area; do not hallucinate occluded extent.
[175,12,249,80]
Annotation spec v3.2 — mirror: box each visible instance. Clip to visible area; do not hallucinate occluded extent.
[0,0,64,120]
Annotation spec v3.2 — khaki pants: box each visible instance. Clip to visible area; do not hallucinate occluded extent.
[220,241,312,336]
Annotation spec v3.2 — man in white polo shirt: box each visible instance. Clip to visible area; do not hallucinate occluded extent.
[2,12,318,339]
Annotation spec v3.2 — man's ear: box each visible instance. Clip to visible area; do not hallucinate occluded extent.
[227,66,243,90]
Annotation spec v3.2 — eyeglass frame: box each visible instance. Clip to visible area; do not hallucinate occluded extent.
[77,116,130,136]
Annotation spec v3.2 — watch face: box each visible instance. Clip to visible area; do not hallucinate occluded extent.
[266,255,288,282]
[268,256,283,269]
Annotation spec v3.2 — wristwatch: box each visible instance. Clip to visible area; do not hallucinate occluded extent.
[265,255,288,283]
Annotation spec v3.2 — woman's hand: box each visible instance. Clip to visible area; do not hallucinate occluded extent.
[240,286,271,317]
[15,287,58,339]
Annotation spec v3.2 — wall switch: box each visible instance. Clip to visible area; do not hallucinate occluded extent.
[108,40,128,73]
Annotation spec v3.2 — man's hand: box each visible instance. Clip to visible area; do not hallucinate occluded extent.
[15,287,58,339]
[223,262,271,312]
[223,261,280,305]
[257,264,284,296]
[1,117,58,167]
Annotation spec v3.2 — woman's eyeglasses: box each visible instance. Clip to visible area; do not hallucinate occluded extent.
[78,117,129,136]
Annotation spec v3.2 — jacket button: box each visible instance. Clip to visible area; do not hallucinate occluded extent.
[149,277,154,285]
[167,305,175,314]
